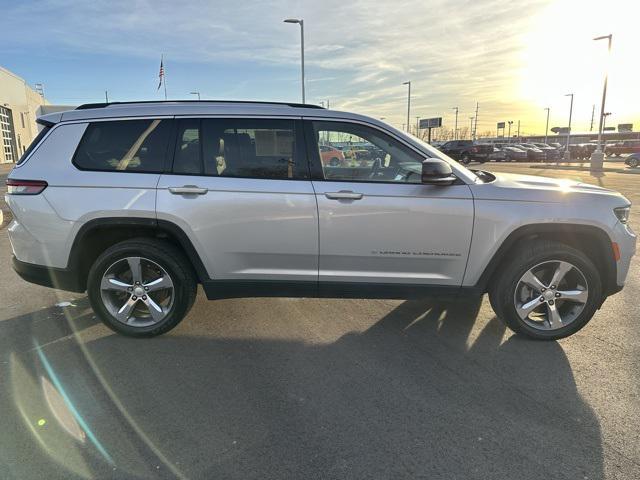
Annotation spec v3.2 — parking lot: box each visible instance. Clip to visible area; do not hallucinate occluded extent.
[1,162,638,479]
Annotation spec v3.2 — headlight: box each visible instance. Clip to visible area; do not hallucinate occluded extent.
[614,206,630,224]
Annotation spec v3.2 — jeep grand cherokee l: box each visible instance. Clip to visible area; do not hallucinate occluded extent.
[6,101,636,340]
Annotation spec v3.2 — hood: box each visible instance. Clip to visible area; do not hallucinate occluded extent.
[471,171,629,205]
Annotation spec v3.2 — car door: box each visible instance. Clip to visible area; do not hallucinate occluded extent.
[306,120,474,287]
[156,117,318,284]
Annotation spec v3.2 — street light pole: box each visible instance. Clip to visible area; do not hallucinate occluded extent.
[190,91,201,100]
[563,93,574,161]
[469,117,474,140]
[452,107,459,140]
[544,107,550,144]
[402,82,411,132]
[284,18,305,103]
[590,34,612,172]
[415,116,420,137]
[507,121,513,144]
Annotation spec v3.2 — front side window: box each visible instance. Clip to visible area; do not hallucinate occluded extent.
[172,118,307,180]
[74,119,171,172]
[312,121,424,183]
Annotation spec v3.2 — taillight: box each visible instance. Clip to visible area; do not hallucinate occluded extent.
[6,179,48,195]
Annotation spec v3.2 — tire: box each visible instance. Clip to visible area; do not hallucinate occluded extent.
[87,238,197,337]
[461,154,471,165]
[329,157,340,166]
[488,240,602,340]
[628,157,639,168]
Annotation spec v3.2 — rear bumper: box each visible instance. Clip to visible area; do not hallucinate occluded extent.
[12,256,85,293]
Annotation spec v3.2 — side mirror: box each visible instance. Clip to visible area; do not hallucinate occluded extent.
[421,158,456,186]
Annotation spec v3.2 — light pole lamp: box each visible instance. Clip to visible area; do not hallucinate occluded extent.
[452,107,459,140]
[402,81,411,132]
[590,34,612,172]
[563,93,574,161]
[284,18,305,103]
[544,107,550,144]
[190,91,201,100]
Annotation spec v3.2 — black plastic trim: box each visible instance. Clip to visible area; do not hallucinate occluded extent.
[76,100,324,110]
[12,256,84,292]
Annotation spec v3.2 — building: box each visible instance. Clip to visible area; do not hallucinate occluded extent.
[0,66,49,163]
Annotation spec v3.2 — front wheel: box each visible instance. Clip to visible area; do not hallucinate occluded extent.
[489,241,602,340]
[87,239,197,337]
[460,154,471,165]
[628,156,639,168]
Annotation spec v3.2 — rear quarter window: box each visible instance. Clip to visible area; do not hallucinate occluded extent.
[16,126,51,165]
[73,119,172,173]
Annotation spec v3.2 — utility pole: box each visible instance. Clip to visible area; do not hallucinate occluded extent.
[402,82,411,132]
[105,90,109,103]
[284,18,305,103]
[564,93,574,161]
[590,34,612,172]
[469,117,474,140]
[590,104,595,131]
[452,107,459,140]
[544,108,550,144]
[517,120,520,140]
[473,102,479,140]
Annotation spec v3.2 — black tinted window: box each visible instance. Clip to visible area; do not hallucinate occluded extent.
[173,118,306,179]
[74,119,171,172]
[17,125,50,165]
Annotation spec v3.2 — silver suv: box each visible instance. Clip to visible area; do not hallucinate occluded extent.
[6,101,636,339]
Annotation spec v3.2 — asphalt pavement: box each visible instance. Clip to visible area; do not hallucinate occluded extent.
[1,162,639,479]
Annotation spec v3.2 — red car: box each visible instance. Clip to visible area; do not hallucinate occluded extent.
[319,145,346,166]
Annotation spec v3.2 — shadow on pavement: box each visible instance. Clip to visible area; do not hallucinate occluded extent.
[1,297,604,479]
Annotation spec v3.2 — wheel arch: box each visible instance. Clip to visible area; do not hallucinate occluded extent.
[68,217,208,291]
[476,223,617,299]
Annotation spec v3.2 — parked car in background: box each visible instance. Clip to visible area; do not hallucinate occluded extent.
[606,140,640,157]
[319,145,346,166]
[625,153,640,168]
[514,143,546,162]
[500,145,529,162]
[531,143,561,161]
[489,147,507,162]
[439,140,493,164]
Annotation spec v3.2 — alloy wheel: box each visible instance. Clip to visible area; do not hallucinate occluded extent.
[513,260,589,331]
[100,257,175,327]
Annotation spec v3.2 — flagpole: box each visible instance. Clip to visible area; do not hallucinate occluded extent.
[162,54,167,100]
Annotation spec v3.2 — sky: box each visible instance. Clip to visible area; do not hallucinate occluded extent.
[2,0,639,136]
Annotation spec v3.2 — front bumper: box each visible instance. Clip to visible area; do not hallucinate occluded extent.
[12,256,85,293]
[611,221,637,287]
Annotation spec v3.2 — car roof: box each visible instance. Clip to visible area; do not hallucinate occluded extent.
[36,100,379,126]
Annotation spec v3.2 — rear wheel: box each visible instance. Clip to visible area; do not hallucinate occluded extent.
[628,156,639,168]
[87,239,197,337]
[461,154,471,165]
[329,157,341,166]
[489,241,601,340]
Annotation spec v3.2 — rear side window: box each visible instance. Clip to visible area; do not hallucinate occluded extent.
[172,118,308,180]
[73,119,172,173]
[17,126,51,165]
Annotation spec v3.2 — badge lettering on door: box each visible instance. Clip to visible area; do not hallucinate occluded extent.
[371,250,462,257]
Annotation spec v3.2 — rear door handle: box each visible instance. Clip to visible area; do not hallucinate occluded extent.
[324,191,363,200]
[169,186,208,195]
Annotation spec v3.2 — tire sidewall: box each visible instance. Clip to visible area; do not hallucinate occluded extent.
[496,246,602,340]
[88,241,194,337]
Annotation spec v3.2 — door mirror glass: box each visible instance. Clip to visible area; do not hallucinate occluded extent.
[421,158,456,186]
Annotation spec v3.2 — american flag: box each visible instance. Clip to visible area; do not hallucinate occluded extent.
[157,57,164,90]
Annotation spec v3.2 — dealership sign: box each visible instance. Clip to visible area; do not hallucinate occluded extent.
[419,117,442,129]
[618,123,633,132]
[497,122,505,129]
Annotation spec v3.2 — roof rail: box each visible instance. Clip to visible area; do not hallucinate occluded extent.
[75,100,325,110]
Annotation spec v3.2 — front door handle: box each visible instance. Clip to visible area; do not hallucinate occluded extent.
[324,191,363,200]
[169,185,208,195]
